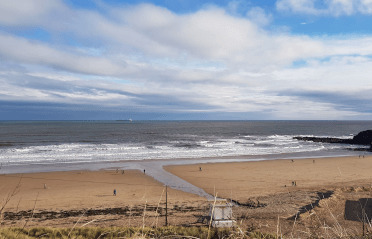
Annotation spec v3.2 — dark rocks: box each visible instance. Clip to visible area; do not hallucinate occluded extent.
[2,205,163,221]
[294,130,372,146]
[232,199,267,208]
[352,130,372,145]
[293,136,353,144]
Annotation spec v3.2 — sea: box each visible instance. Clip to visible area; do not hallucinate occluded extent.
[1,120,371,196]
[1,120,371,167]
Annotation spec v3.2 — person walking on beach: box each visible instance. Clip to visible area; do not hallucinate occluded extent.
[144,169,145,174]
[113,189,116,196]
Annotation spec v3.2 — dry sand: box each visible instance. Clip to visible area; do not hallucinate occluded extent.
[4,156,370,213]
[2,155,372,236]
[164,155,372,202]
[0,169,204,212]
[163,155,372,237]
[0,169,207,228]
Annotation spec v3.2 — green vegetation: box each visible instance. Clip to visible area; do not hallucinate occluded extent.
[0,226,277,239]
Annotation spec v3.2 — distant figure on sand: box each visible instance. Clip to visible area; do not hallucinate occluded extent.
[313,160,315,163]
[44,183,47,189]
[199,167,202,171]
[291,159,294,162]
[144,169,145,174]
[113,189,116,196]
[116,169,118,173]
[122,170,124,174]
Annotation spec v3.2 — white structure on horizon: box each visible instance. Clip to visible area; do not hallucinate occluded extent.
[208,199,236,227]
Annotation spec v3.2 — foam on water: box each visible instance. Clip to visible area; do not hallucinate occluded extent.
[2,121,371,197]
[0,134,359,166]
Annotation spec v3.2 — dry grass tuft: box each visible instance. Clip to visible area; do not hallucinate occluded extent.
[0,226,279,239]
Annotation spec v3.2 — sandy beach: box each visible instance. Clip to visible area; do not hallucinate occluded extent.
[0,169,206,228]
[162,155,372,237]
[164,155,372,202]
[2,155,372,237]
[1,169,206,211]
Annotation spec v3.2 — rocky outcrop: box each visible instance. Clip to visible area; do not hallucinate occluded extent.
[352,130,372,145]
[293,137,353,144]
[294,130,372,146]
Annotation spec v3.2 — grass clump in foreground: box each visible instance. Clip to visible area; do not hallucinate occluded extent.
[0,226,277,239]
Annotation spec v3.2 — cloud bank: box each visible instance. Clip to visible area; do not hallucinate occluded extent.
[0,0,371,119]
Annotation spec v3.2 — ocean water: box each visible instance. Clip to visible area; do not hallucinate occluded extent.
[0,120,371,167]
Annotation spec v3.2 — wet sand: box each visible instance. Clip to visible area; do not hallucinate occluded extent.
[164,155,372,203]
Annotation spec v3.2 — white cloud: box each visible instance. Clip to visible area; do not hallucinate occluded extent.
[2,53,371,119]
[0,33,128,76]
[276,0,372,16]
[328,37,372,55]
[274,55,372,90]
[276,0,321,15]
[0,1,372,119]
[0,0,67,26]
[227,1,242,13]
[358,0,372,13]
[246,7,273,26]
[0,1,327,68]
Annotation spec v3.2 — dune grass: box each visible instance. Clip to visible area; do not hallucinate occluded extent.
[0,226,277,239]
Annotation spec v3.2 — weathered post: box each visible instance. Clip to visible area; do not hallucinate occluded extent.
[165,185,168,226]
[363,208,365,236]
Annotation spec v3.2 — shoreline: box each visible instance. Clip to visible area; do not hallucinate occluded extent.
[2,154,370,205]
[0,149,363,175]
[1,150,366,197]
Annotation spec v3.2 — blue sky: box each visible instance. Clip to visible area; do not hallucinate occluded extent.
[0,0,372,120]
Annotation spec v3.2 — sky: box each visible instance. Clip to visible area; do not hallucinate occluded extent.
[0,0,372,120]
